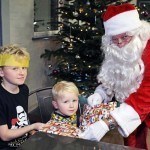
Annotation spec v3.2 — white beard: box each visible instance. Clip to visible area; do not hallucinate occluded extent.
[97,35,146,102]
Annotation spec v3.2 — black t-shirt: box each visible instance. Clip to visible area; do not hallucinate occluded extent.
[0,84,29,148]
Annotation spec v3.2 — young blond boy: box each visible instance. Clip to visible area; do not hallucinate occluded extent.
[51,81,80,127]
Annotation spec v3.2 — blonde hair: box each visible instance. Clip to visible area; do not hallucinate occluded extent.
[52,81,79,100]
[0,44,30,69]
[0,44,30,58]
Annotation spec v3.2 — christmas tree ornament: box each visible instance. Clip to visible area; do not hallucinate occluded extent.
[52,69,59,75]
[68,42,73,50]
[86,0,90,6]
[79,8,84,13]
[93,9,97,13]
[59,23,63,28]
[48,64,52,69]
[85,13,88,16]
[92,27,97,31]
[75,55,80,59]
[82,40,86,43]
[94,16,97,24]
[73,11,79,17]
[47,26,50,30]
[59,0,63,5]
[61,44,64,48]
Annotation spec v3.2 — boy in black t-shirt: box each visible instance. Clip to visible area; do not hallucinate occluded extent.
[0,44,49,149]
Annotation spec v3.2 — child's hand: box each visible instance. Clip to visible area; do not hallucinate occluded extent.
[87,93,103,107]
[32,123,50,131]
[29,130,36,135]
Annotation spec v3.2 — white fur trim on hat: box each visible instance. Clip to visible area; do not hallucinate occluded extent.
[104,10,142,36]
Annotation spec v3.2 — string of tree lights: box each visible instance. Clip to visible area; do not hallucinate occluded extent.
[137,0,150,22]
[41,0,149,96]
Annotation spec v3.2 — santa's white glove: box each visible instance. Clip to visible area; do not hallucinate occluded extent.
[78,120,109,141]
[87,93,103,107]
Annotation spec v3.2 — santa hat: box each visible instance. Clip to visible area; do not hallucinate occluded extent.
[103,3,142,36]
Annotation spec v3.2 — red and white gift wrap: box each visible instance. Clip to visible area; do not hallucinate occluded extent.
[41,120,81,138]
[80,102,117,131]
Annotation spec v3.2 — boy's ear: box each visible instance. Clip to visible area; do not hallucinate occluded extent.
[0,68,4,77]
[52,100,58,109]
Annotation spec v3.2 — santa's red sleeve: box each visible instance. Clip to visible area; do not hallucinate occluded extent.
[110,40,150,137]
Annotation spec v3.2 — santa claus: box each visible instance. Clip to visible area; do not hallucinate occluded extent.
[79,3,150,149]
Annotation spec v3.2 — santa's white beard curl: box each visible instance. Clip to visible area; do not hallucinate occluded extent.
[97,21,150,102]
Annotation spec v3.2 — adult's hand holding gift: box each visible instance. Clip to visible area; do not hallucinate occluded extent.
[87,93,103,107]
[79,102,117,131]
[78,120,109,141]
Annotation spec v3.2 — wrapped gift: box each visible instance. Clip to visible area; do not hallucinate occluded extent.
[79,102,117,131]
[41,120,81,138]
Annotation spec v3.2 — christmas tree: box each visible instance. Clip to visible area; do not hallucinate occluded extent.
[137,1,150,22]
[41,0,137,97]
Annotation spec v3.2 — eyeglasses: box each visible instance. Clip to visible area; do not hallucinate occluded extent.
[111,33,133,48]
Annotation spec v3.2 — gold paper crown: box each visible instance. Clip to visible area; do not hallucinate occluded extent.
[0,54,30,67]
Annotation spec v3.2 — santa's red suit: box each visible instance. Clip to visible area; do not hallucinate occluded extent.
[110,40,150,149]
[125,40,150,129]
